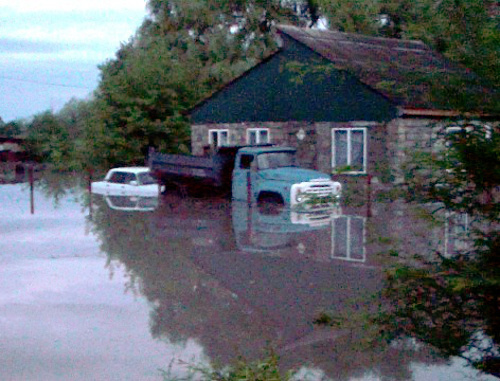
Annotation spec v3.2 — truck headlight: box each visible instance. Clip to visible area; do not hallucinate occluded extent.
[295,190,304,202]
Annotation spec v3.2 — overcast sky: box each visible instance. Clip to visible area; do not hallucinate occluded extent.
[0,0,147,122]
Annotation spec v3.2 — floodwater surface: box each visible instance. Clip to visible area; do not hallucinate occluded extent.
[0,175,497,381]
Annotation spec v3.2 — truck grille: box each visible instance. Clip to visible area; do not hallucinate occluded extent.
[290,179,341,208]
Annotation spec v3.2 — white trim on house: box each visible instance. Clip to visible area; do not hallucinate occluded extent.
[331,127,367,174]
[208,129,230,148]
[246,128,270,145]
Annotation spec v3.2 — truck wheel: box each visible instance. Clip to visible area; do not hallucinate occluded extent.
[257,194,284,215]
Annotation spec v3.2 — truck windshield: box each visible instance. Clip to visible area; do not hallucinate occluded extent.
[257,152,296,169]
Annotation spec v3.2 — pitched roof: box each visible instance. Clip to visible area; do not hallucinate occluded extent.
[276,25,492,111]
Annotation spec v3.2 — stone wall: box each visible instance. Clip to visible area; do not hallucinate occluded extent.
[192,118,498,187]
[386,117,499,184]
[192,120,383,175]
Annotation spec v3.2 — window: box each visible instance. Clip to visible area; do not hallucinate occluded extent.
[209,129,229,148]
[108,172,136,184]
[257,152,296,169]
[441,124,491,172]
[247,128,270,145]
[444,212,470,258]
[332,128,367,174]
[239,154,254,169]
[331,216,366,262]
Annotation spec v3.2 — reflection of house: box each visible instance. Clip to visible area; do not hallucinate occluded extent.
[189,25,497,186]
[444,212,471,257]
[331,215,366,263]
[0,136,26,162]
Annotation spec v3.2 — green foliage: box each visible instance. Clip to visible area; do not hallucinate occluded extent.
[284,60,342,86]
[86,0,311,167]
[403,122,500,221]
[25,111,76,169]
[0,120,24,137]
[161,352,295,381]
[384,120,500,377]
[21,0,498,170]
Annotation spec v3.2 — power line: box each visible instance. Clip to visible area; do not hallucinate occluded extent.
[0,75,93,90]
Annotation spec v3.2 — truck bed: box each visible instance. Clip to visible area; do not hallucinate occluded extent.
[149,148,238,191]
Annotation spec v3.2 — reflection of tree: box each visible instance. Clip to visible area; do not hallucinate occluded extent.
[87,196,276,364]
[364,211,500,379]
[35,170,88,207]
[88,195,478,380]
[377,256,500,377]
[386,124,500,378]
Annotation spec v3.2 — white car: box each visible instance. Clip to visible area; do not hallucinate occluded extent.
[91,167,163,197]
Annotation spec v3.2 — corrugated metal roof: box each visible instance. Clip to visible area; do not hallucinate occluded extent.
[276,25,491,111]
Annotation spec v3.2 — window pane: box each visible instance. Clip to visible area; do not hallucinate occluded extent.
[210,131,218,148]
[332,217,348,259]
[219,131,228,146]
[240,154,254,169]
[257,152,295,169]
[334,130,348,168]
[109,173,122,183]
[350,218,365,261]
[259,130,269,143]
[124,173,136,183]
[248,131,257,145]
[351,130,364,171]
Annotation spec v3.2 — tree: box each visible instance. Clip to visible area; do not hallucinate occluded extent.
[87,0,314,167]
[317,0,499,89]
[26,111,74,168]
[0,121,22,137]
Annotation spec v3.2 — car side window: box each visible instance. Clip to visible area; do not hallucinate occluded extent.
[240,154,254,169]
[123,173,137,183]
[109,172,136,184]
[108,172,125,183]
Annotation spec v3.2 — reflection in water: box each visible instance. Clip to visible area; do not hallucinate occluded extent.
[104,195,159,212]
[85,189,498,380]
[331,216,366,263]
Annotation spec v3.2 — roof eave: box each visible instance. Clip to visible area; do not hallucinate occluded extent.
[399,107,496,118]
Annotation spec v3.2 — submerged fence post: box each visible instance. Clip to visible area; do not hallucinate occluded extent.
[28,165,34,214]
[88,168,93,219]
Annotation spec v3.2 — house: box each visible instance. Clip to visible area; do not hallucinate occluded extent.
[0,136,26,162]
[189,25,497,186]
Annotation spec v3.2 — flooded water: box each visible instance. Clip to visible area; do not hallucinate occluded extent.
[0,174,497,380]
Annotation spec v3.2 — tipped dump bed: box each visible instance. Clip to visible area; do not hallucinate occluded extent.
[149,147,240,190]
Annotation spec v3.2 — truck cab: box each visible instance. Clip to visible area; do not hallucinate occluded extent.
[232,146,341,209]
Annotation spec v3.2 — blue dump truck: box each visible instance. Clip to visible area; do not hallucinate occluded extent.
[149,145,341,209]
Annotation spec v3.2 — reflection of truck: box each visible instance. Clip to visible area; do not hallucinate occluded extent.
[150,192,337,256]
[232,201,339,254]
[149,146,341,208]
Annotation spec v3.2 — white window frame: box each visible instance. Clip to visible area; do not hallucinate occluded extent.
[444,122,492,143]
[208,129,230,148]
[330,216,366,263]
[246,128,270,145]
[444,211,470,258]
[331,128,367,174]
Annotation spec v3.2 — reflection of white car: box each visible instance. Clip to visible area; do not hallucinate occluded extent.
[104,195,159,212]
[91,167,163,197]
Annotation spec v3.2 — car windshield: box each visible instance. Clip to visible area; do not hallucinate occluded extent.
[257,152,296,170]
[137,172,156,185]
